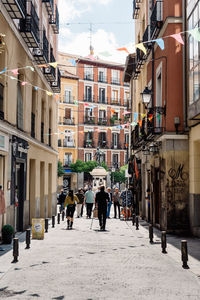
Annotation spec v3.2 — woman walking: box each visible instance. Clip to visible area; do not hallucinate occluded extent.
[64,190,79,229]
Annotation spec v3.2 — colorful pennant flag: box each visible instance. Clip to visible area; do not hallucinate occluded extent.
[170,33,184,45]
[68,59,76,66]
[26,66,35,72]
[11,69,19,75]
[154,38,165,50]
[189,28,200,41]
[135,43,147,55]
[34,86,38,91]
[10,76,17,80]
[111,109,115,114]
[21,81,28,86]
[123,111,131,115]
[149,114,153,122]
[117,47,129,54]
[46,91,53,96]
[141,113,146,118]
[84,103,89,106]
[134,112,138,122]
[139,120,143,127]
[0,67,7,74]
[49,62,58,68]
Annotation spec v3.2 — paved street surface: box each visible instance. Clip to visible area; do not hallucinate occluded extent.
[1,211,200,299]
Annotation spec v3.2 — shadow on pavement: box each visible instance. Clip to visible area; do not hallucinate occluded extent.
[140,219,200,262]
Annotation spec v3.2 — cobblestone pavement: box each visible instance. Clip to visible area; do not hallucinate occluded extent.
[1,211,200,300]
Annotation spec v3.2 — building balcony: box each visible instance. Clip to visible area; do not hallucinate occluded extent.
[132,0,141,19]
[51,68,61,93]
[42,0,54,15]
[98,75,107,83]
[84,116,96,125]
[97,96,108,104]
[84,140,95,148]
[59,117,75,125]
[150,1,163,39]
[49,5,59,34]
[111,78,120,85]
[63,159,74,168]
[98,118,107,126]
[33,31,49,64]
[2,0,26,19]
[111,143,122,150]
[83,95,95,103]
[63,140,75,148]
[19,3,40,48]
[98,141,107,149]
[111,98,121,106]
[63,96,75,104]
[84,74,94,81]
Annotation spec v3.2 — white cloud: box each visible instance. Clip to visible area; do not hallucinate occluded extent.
[59,28,131,64]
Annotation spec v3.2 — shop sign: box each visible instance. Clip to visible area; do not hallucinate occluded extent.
[32,218,45,240]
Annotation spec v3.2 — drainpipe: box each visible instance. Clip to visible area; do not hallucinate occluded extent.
[182,0,188,130]
[151,0,155,109]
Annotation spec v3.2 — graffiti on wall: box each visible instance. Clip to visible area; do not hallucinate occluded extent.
[167,164,189,194]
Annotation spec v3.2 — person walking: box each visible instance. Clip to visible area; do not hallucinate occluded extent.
[84,186,94,218]
[113,187,121,219]
[64,190,79,229]
[76,188,84,218]
[58,190,66,212]
[106,187,112,218]
[96,186,109,231]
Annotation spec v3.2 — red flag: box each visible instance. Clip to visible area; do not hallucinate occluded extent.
[117,47,129,54]
[135,159,139,179]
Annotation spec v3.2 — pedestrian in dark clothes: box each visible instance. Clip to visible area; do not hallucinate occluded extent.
[95,186,109,231]
[113,187,121,219]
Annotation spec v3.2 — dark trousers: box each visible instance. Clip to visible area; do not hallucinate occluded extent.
[81,204,84,217]
[98,205,107,229]
[114,202,120,218]
[86,203,93,218]
[66,205,75,219]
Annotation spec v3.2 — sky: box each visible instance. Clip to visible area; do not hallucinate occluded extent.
[58,0,135,64]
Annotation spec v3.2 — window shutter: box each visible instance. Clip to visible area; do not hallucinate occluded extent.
[65,108,71,119]
[17,82,23,130]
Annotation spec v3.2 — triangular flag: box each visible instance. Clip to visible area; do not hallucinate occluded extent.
[134,112,138,122]
[157,113,161,121]
[139,120,142,127]
[74,100,78,105]
[189,28,200,41]
[135,43,147,55]
[46,91,53,96]
[149,114,153,122]
[0,67,7,74]
[68,59,76,67]
[84,103,89,106]
[170,33,184,45]
[111,109,115,113]
[49,62,58,68]
[154,38,165,50]
[10,76,16,80]
[34,86,38,91]
[141,113,146,118]
[117,47,129,54]
[11,69,19,75]
[26,66,35,72]
[21,81,28,86]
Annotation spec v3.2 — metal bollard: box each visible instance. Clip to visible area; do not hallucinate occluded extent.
[149,224,153,244]
[132,213,135,226]
[52,215,55,228]
[45,218,48,233]
[181,240,189,269]
[62,210,65,221]
[12,238,19,263]
[57,213,60,224]
[25,229,31,249]
[135,216,139,230]
[161,231,167,253]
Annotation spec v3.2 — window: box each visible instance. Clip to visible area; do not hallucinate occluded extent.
[156,66,162,128]
[99,132,106,146]
[112,133,119,148]
[99,110,106,119]
[111,70,120,84]
[85,108,93,117]
[113,111,119,120]
[65,108,71,119]
[17,78,23,130]
[99,88,106,103]
[85,153,92,162]
[112,153,119,167]
[124,92,129,106]
[98,68,107,82]
[85,131,93,141]
[64,153,72,166]
[112,89,119,103]
[125,134,129,145]
[85,86,92,101]
[84,65,93,80]
[64,89,72,103]
[64,130,74,147]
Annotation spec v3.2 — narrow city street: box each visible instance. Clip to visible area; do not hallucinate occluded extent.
[1,213,200,300]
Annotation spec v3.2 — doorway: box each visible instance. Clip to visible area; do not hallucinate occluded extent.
[15,162,25,232]
[154,168,160,225]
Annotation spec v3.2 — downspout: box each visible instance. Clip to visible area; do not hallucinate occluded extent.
[152,0,154,110]
[182,0,188,130]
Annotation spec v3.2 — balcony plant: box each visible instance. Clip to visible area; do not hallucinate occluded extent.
[2,224,14,244]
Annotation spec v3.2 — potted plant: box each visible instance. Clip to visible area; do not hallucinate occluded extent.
[2,224,14,244]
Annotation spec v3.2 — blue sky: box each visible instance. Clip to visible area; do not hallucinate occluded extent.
[58,0,135,63]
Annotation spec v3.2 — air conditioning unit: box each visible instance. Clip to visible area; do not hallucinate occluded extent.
[51,81,58,87]
[44,67,51,74]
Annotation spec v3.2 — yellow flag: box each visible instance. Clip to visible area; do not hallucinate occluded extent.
[135,43,147,55]
[46,91,53,96]
[49,62,58,68]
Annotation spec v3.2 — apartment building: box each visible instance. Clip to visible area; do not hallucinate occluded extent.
[0,0,60,233]
[124,0,189,232]
[77,57,130,172]
[187,0,200,237]
[58,53,79,192]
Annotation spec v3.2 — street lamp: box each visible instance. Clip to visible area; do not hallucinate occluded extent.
[141,86,152,108]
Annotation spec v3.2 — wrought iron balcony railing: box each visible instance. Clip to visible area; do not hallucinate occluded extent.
[83,95,95,103]
[132,0,141,19]
[98,75,107,83]
[63,139,75,148]
[98,118,107,125]
[19,2,40,48]
[63,96,75,104]
[111,78,120,85]
[84,74,94,81]
[2,0,26,19]
[111,143,122,150]
[84,116,95,125]
[84,140,95,148]
[111,98,121,106]
[49,5,59,34]
[150,1,163,39]
[42,0,54,15]
[98,141,107,149]
[63,159,74,168]
[97,96,108,104]
[59,117,75,125]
